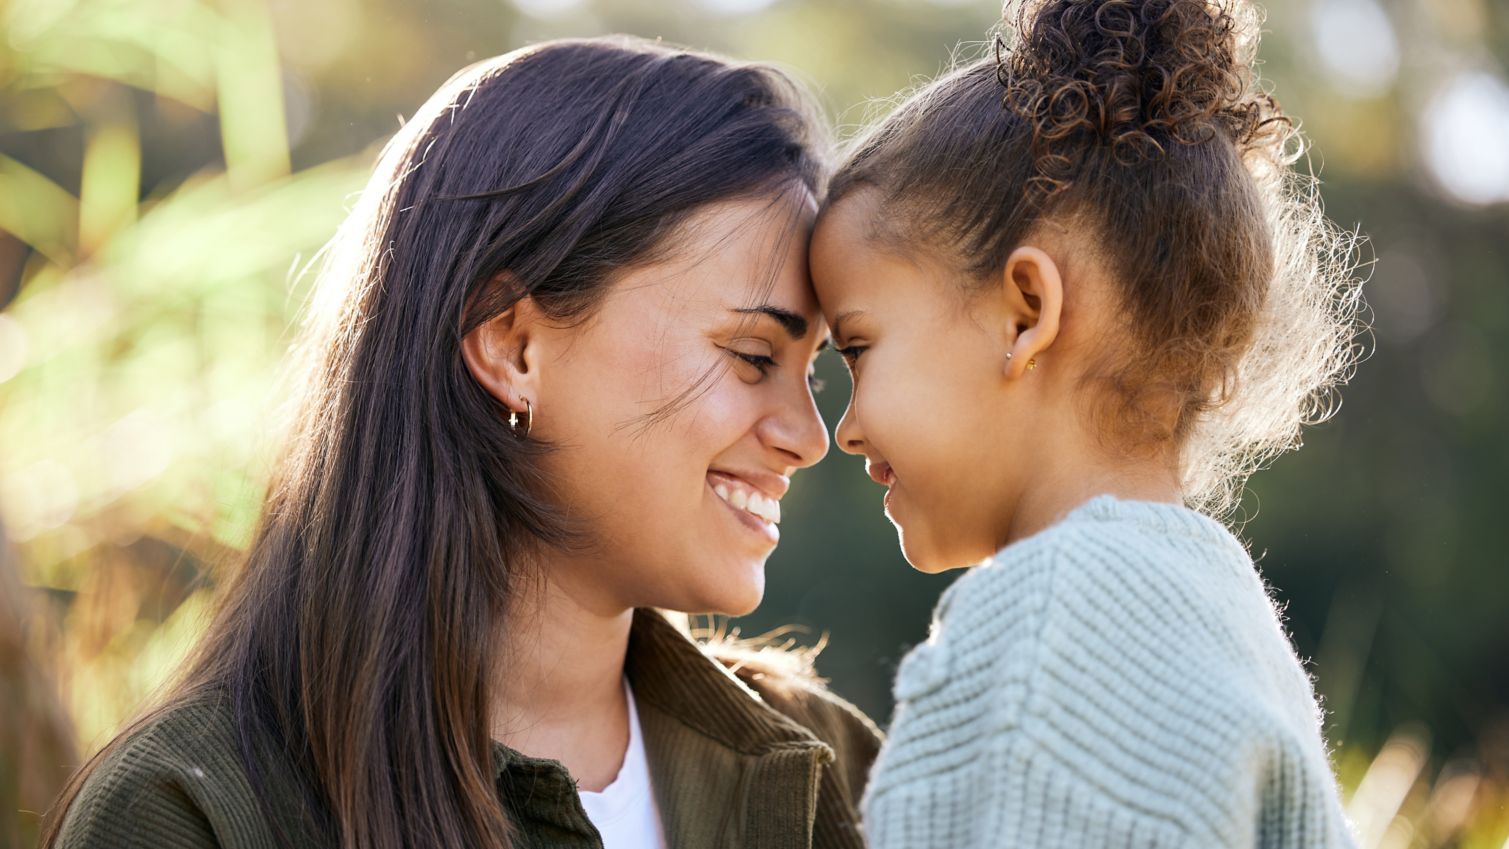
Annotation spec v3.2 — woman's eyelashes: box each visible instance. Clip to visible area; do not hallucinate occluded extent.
[724,346,825,393]
[729,349,776,371]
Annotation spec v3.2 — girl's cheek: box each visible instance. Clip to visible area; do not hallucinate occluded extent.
[853,377,886,441]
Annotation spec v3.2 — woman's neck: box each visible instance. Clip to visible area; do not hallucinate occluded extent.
[489,565,634,790]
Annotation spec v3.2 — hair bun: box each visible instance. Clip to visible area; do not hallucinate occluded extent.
[998,0,1290,193]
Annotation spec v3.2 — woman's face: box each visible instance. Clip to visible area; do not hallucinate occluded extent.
[528,195,830,616]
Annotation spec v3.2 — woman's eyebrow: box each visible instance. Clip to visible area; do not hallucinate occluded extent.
[731,305,810,340]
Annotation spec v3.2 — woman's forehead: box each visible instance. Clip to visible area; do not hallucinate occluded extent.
[600,195,821,321]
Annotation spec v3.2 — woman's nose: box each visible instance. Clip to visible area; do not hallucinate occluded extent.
[760,383,831,469]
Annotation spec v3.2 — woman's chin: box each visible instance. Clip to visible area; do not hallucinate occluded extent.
[648,554,763,616]
[710,578,765,617]
[695,562,766,616]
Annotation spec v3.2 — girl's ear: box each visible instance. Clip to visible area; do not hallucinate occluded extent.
[461,290,545,416]
[998,245,1064,380]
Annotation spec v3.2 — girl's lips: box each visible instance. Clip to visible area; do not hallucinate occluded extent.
[866,460,898,516]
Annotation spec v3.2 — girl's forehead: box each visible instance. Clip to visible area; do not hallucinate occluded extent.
[812,203,907,302]
[814,191,877,246]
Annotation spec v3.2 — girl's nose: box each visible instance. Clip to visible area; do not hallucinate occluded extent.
[835,399,865,457]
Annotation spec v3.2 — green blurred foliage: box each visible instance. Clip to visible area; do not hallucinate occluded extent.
[1,0,1507,846]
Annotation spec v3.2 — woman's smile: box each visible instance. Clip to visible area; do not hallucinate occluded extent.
[707,469,784,546]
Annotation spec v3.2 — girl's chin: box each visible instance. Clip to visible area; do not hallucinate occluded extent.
[898,526,972,575]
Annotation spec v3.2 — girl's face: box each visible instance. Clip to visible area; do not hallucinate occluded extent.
[809,192,1035,573]
[522,195,831,616]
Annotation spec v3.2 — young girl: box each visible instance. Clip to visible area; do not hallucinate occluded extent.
[44,37,879,849]
[811,1,1362,846]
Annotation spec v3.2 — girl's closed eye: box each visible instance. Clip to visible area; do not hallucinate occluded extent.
[836,345,867,367]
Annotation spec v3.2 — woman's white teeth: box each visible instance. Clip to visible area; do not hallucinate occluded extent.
[713,482,780,524]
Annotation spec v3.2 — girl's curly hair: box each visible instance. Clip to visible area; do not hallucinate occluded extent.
[826,0,1366,516]
[1000,0,1292,194]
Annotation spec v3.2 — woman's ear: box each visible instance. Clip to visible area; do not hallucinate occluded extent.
[999,245,1063,380]
[461,293,544,416]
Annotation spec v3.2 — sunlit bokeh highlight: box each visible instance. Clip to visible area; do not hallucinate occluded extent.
[1421,71,1509,206]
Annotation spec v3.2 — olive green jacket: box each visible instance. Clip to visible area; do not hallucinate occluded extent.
[54,609,882,849]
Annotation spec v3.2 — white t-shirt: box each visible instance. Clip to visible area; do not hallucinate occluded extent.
[578,678,668,849]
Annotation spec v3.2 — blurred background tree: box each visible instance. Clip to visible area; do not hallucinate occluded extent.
[1,0,1505,847]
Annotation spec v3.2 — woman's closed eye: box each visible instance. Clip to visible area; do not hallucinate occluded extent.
[725,347,825,392]
[729,349,776,371]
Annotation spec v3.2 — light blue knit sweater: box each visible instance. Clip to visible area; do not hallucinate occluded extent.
[863,495,1357,848]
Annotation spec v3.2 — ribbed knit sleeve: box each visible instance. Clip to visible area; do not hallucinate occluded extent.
[862,495,1357,849]
[55,695,284,849]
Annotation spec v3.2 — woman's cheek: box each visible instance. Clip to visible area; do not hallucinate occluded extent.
[660,371,760,469]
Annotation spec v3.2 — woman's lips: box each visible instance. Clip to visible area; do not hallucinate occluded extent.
[706,470,784,524]
[711,481,780,545]
[706,470,782,545]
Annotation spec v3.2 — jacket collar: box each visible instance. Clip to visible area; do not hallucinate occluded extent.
[626,608,835,849]
[622,608,832,756]
[489,609,829,773]
[490,609,837,849]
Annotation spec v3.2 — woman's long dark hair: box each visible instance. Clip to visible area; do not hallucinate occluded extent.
[42,36,825,849]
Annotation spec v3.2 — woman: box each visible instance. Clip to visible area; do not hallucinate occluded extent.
[1,517,77,849]
[44,36,879,849]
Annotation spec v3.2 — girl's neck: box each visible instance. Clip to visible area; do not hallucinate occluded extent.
[489,562,633,790]
[997,439,1183,551]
